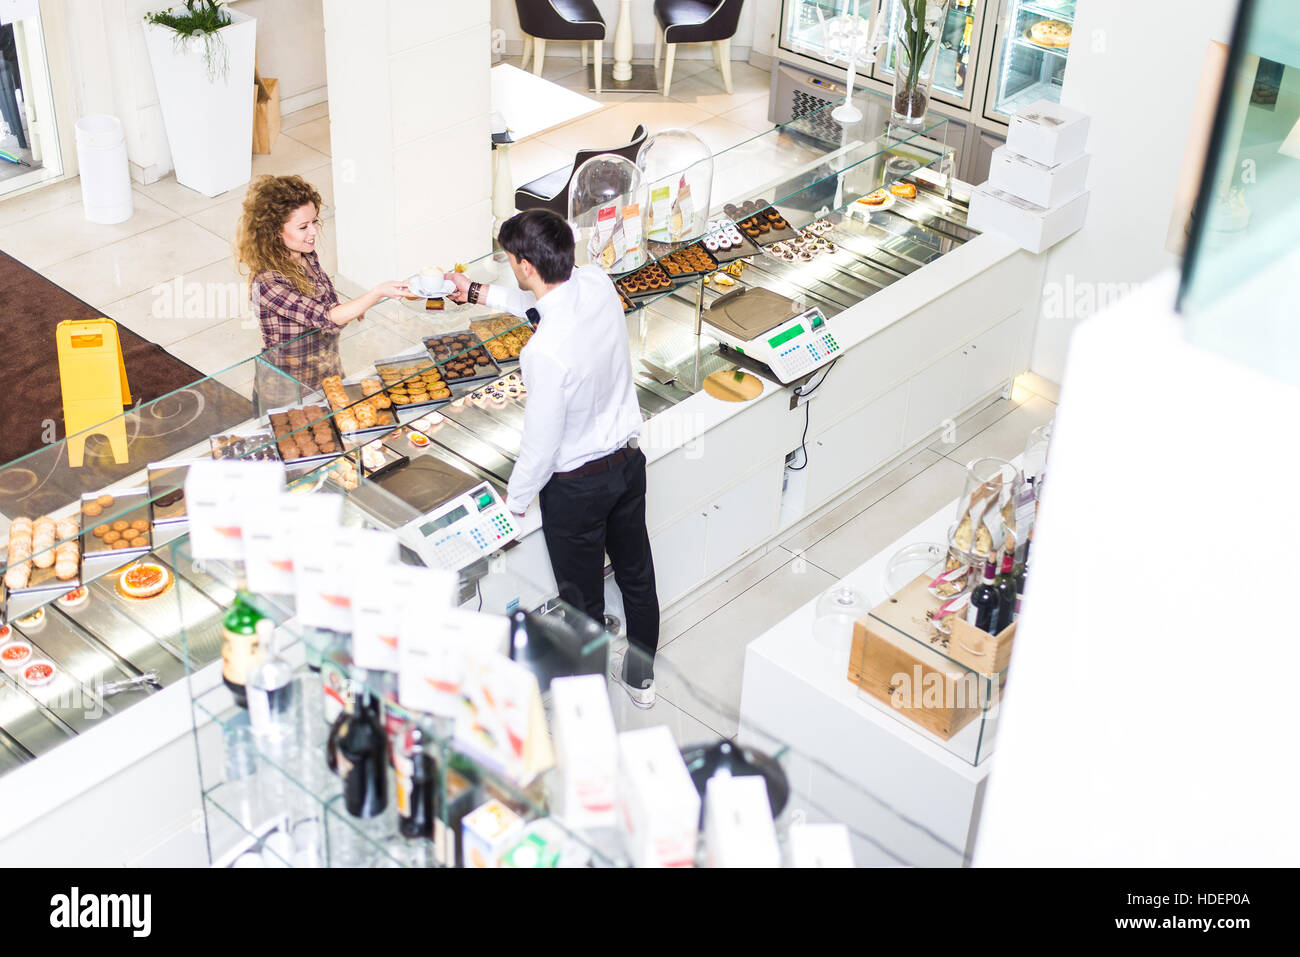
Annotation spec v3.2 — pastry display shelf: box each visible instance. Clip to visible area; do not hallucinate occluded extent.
[1017,0,1076,24]
[173,525,937,867]
[1011,35,1070,60]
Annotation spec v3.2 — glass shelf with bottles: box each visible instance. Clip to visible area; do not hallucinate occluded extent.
[172,526,976,867]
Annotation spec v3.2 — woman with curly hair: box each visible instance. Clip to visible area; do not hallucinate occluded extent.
[236,174,408,400]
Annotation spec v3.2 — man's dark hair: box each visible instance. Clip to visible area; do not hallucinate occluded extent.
[498,209,575,284]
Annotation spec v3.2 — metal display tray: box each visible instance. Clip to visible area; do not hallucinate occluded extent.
[27,607,154,717]
[372,356,456,415]
[326,380,400,441]
[421,331,504,388]
[264,403,346,469]
[0,669,72,757]
[81,489,151,563]
[147,460,197,526]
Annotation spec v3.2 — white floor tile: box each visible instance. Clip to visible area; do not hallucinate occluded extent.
[667,69,770,115]
[926,395,1015,456]
[187,195,247,247]
[781,448,943,555]
[656,558,837,735]
[136,173,244,218]
[0,177,84,229]
[103,258,249,347]
[165,318,267,378]
[251,136,330,180]
[0,192,179,270]
[717,96,777,133]
[684,114,765,154]
[944,395,1056,465]
[520,54,586,83]
[798,456,968,579]
[40,218,232,305]
[280,102,329,132]
[284,117,332,157]
[660,547,794,648]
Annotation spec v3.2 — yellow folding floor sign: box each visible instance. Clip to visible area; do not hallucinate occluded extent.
[56,319,132,468]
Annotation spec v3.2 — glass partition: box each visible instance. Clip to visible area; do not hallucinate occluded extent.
[1178,0,1300,387]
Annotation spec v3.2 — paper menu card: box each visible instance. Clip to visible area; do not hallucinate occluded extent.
[397,606,507,719]
[243,492,344,595]
[293,526,398,632]
[353,564,456,673]
[185,460,286,561]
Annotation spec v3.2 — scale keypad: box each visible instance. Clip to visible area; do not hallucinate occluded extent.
[774,331,841,379]
[427,513,517,570]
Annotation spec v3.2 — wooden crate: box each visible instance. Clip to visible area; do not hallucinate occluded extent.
[846,575,1001,740]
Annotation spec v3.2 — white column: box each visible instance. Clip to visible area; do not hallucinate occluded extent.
[322,0,494,289]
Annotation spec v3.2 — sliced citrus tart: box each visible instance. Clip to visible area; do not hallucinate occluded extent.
[120,562,171,600]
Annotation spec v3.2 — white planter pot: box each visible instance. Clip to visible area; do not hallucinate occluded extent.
[143,8,257,197]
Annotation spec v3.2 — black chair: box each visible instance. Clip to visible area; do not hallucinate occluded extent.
[514,125,648,217]
[515,1,607,93]
[653,0,746,97]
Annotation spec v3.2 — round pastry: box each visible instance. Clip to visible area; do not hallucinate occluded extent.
[408,431,430,448]
[96,495,114,509]
[1029,18,1071,47]
[1,640,32,668]
[131,519,149,532]
[58,586,89,609]
[0,624,11,642]
[55,558,78,581]
[15,607,44,631]
[120,563,170,599]
[129,537,149,548]
[23,661,55,687]
[93,524,111,539]
[83,503,102,518]
[488,390,507,408]
[863,188,889,206]
[111,540,131,550]
[111,520,129,533]
[771,217,788,230]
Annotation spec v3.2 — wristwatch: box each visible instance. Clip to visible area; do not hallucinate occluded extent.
[468,281,483,305]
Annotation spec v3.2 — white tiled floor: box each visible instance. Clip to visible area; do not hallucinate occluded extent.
[0,56,1058,743]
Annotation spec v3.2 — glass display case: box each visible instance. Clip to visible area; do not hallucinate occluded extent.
[878,0,986,112]
[171,528,974,867]
[986,0,1074,122]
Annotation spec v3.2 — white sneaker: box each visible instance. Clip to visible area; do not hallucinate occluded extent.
[609,649,656,710]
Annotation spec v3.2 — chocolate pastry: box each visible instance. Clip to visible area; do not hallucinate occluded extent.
[155,489,184,508]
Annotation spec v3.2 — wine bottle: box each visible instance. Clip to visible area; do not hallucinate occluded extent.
[396,721,435,840]
[336,673,388,819]
[246,620,294,739]
[221,597,266,708]
[1014,538,1031,618]
[955,15,974,90]
[993,547,1017,630]
[966,554,1001,634]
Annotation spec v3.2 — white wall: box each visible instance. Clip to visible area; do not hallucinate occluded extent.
[490,0,762,62]
[58,0,327,184]
[1029,0,1238,384]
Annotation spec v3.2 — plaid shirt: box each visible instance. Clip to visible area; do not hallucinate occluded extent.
[253,252,343,390]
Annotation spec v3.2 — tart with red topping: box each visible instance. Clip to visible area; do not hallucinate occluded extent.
[120,563,171,600]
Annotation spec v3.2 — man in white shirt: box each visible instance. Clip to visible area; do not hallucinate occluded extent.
[444,210,660,708]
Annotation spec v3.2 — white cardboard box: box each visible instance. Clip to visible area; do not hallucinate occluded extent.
[461,799,525,868]
[551,675,618,830]
[788,822,856,868]
[988,146,1089,209]
[968,185,1090,254]
[705,775,780,868]
[618,726,700,868]
[1006,100,1090,167]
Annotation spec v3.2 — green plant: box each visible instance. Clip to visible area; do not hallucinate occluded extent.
[145,1,233,81]
[896,0,938,89]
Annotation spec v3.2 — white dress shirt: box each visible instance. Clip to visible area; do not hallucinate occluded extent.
[484,265,642,513]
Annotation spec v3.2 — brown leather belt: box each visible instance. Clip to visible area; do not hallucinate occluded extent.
[552,442,638,480]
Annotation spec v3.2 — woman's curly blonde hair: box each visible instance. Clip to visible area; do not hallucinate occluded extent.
[236,174,325,296]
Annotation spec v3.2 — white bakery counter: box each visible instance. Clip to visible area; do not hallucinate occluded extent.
[0,658,221,866]
[491,231,1046,619]
[739,489,994,868]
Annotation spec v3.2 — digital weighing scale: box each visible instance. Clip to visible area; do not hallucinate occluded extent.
[704,287,841,384]
[366,451,520,573]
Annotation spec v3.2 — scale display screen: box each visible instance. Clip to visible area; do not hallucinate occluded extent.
[420,505,468,537]
[768,324,805,349]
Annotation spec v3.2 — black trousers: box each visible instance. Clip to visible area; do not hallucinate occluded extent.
[539,448,660,687]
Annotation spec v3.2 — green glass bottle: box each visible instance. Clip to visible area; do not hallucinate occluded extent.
[222,596,266,708]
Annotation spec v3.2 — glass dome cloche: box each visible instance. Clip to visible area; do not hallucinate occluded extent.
[635,128,713,246]
[568,154,647,274]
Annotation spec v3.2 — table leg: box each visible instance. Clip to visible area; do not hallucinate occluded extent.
[492,144,515,236]
[612,0,633,82]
